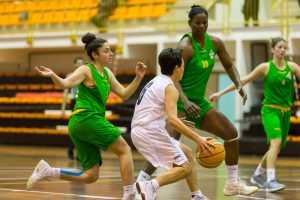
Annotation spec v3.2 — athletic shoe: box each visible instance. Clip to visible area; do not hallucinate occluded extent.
[191,194,210,200]
[27,160,51,190]
[136,181,156,200]
[250,174,267,188]
[223,179,259,196]
[266,179,285,192]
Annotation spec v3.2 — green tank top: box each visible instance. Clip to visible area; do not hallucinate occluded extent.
[262,60,294,107]
[178,32,216,102]
[73,63,110,116]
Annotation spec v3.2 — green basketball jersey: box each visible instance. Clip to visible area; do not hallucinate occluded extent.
[73,63,110,116]
[178,32,217,102]
[262,61,294,107]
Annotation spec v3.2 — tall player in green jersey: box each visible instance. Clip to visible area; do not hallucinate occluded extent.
[210,37,300,192]
[136,5,258,197]
[28,32,146,200]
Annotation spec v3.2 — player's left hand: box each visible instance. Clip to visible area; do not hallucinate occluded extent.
[135,62,147,80]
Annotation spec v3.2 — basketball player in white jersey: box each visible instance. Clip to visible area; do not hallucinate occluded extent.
[131,48,214,200]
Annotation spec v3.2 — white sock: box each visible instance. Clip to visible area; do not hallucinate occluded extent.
[191,190,203,198]
[137,170,150,181]
[254,164,266,176]
[123,185,134,195]
[267,168,275,182]
[51,168,60,178]
[150,179,159,191]
[226,165,238,184]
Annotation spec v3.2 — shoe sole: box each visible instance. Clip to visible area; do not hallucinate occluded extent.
[223,187,259,196]
[250,177,266,188]
[27,160,44,190]
[267,186,285,193]
[136,182,146,200]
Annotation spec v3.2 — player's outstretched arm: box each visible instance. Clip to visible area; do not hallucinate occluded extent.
[107,62,147,100]
[35,65,86,89]
[209,63,268,104]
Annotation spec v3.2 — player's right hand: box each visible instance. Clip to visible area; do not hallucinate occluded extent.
[183,100,200,118]
[196,136,215,154]
[35,66,54,77]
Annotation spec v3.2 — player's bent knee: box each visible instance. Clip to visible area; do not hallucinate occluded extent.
[181,163,192,177]
[84,174,98,183]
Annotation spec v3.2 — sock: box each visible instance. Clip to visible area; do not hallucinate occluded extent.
[254,164,266,176]
[51,168,61,178]
[226,165,238,184]
[137,170,151,181]
[191,190,203,198]
[267,168,275,182]
[150,179,159,191]
[123,185,134,195]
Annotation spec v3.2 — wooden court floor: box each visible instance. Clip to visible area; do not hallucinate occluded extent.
[0,145,300,200]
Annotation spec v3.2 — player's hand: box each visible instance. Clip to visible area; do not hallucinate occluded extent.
[35,66,55,77]
[183,100,200,118]
[196,136,215,154]
[135,62,147,80]
[209,92,221,102]
[238,88,247,105]
[179,116,195,129]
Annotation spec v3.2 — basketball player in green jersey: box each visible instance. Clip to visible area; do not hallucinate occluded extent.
[27,32,147,200]
[210,37,300,192]
[136,5,259,196]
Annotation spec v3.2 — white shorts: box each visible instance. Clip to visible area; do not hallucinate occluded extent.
[131,126,187,169]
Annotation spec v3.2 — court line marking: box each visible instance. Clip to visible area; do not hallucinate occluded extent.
[238,194,276,200]
[0,187,121,199]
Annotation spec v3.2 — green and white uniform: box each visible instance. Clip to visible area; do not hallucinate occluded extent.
[68,63,121,171]
[261,60,294,148]
[177,32,217,128]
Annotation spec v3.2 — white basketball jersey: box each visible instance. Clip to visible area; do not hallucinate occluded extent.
[131,75,174,129]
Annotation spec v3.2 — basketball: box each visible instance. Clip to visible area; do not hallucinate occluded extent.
[196,138,225,168]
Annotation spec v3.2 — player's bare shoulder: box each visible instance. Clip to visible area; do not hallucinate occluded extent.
[257,62,269,76]
[209,34,224,51]
[178,36,194,61]
[288,61,299,69]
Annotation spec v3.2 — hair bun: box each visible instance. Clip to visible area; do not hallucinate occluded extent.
[82,32,96,45]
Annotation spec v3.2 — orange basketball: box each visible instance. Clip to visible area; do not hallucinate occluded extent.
[196,138,225,168]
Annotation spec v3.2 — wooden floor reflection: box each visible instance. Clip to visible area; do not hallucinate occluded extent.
[0,145,299,200]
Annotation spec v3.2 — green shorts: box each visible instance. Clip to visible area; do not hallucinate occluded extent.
[177,98,213,129]
[68,110,122,171]
[261,106,291,148]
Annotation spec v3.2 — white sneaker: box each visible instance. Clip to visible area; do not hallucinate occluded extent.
[223,179,259,196]
[136,181,156,200]
[27,160,51,190]
[122,192,136,200]
[191,194,210,200]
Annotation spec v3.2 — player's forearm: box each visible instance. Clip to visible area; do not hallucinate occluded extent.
[167,116,199,141]
[219,84,237,96]
[50,74,69,89]
[225,65,243,90]
[122,76,143,100]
